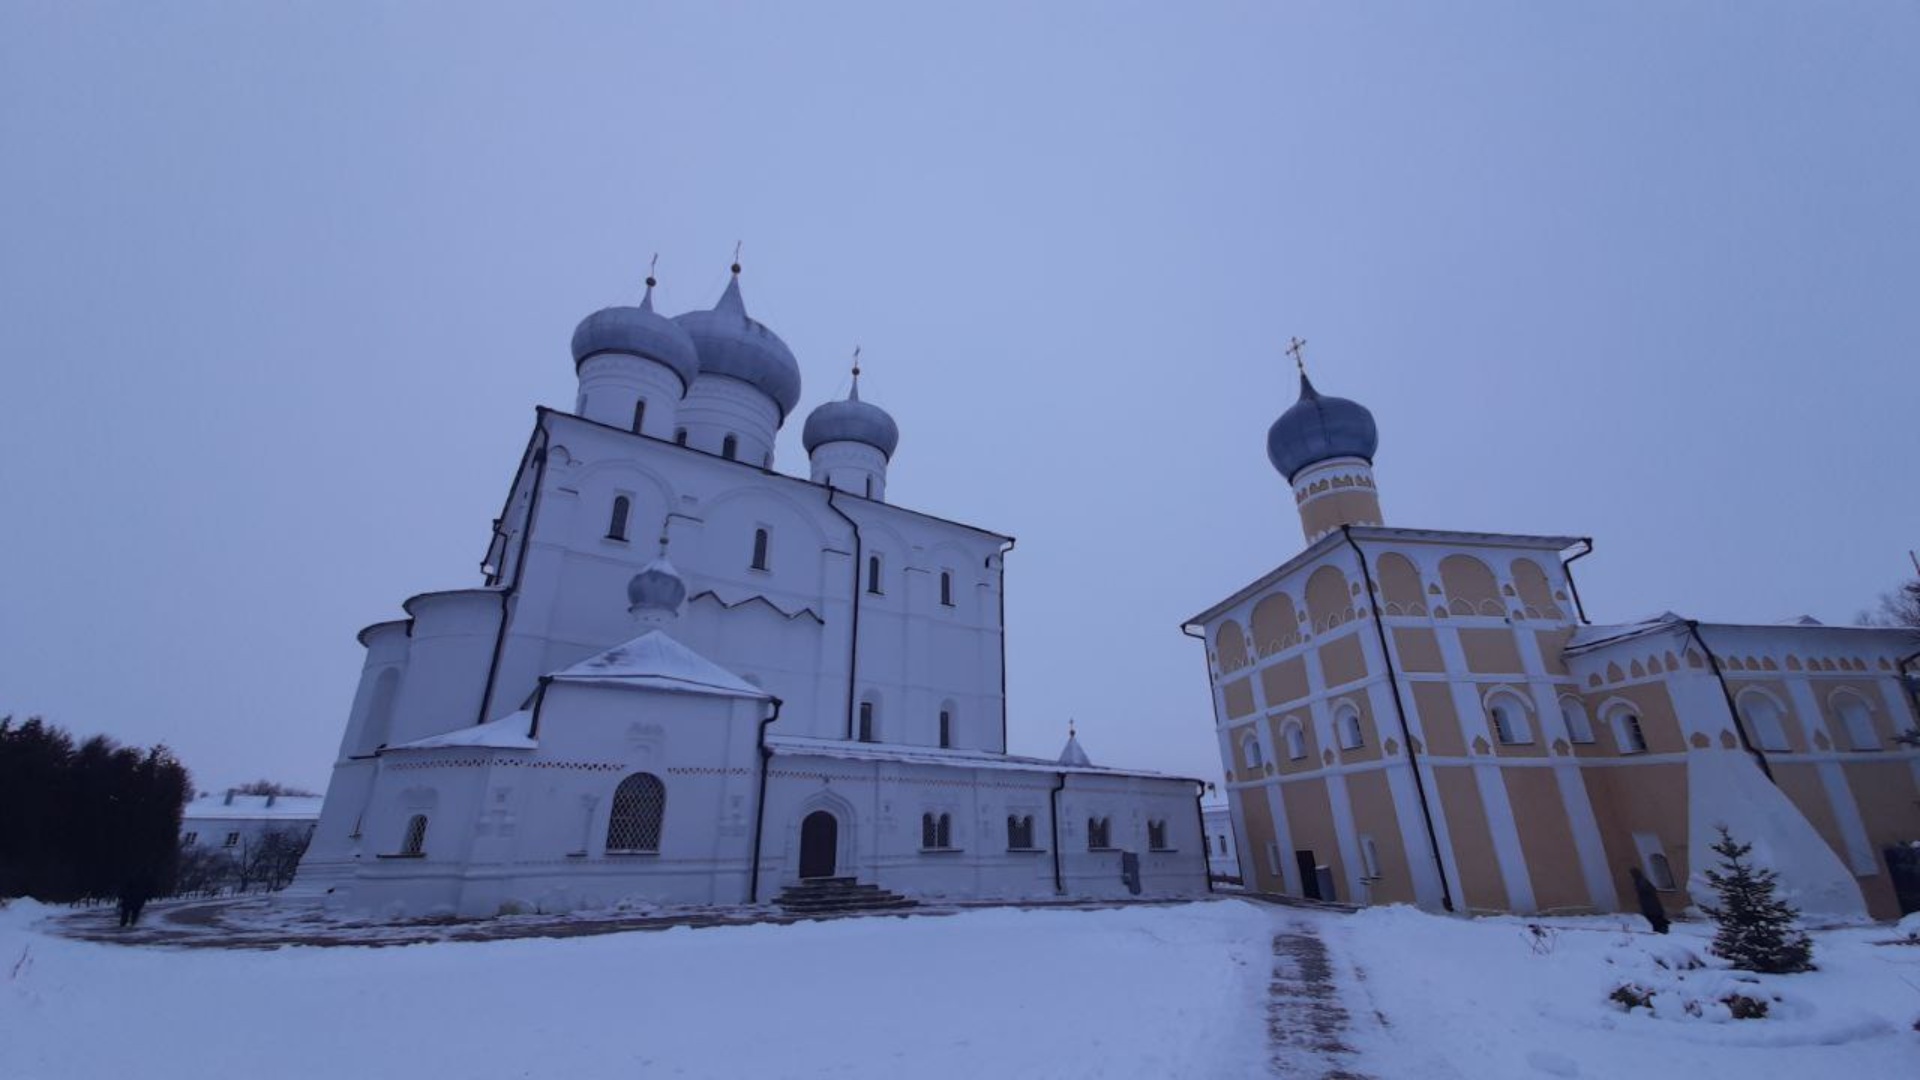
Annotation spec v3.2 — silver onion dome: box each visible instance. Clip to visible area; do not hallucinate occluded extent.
[1266,372,1379,482]
[673,269,803,419]
[626,551,688,616]
[801,376,900,460]
[570,282,701,392]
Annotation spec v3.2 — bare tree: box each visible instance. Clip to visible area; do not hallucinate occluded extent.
[231,780,317,798]
[236,827,311,893]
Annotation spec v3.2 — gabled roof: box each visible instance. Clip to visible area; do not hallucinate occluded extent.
[765,734,1196,783]
[550,629,772,700]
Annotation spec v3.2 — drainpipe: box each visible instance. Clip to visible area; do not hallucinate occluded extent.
[1049,772,1066,894]
[747,696,785,904]
[824,488,863,741]
[1684,621,1775,784]
[991,539,1017,752]
[478,421,552,726]
[1340,525,1455,912]
[524,676,553,739]
[1181,623,1236,890]
[1561,538,1596,625]
[1192,782,1214,894]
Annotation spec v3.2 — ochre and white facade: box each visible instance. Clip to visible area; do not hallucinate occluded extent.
[292,267,1206,918]
[1187,368,1920,921]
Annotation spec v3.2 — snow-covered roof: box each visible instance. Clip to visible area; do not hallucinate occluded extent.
[1057,731,1092,767]
[766,734,1196,783]
[1566,611,1918,656]
[388,711,537,751]
[551,630,771,700]
[182,794,323,822]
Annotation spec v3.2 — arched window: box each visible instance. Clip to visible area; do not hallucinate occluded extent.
[722,434,738,461]
[400,814,428,856]
[921,812,952,849]
[674,428,688,446]
[631,399,647,434]
[1147,819,1170,850]
[1087,817,1112,850]
[940,571,954,607]
[751,528,770,571]
[1738,694,1791,752]
[866,554,883,594]
[1612,708,1648,754]
[1360,835,1382,880]
[1560,697,1595,744]
[858,701,877,743]
[1833,694,1878,750]
[606,495,631,541]
[606,773,666,853]
[1336,705,1364,750]
[1007,814,1036,850]
[1283,720,1307,761]
[938,709,952,749]
[1242,732,1263,769]
[1487,695,1532,745]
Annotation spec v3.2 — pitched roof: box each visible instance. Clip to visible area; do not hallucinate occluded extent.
[550,629,771,700]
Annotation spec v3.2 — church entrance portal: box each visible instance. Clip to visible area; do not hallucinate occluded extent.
[799,811,838,879]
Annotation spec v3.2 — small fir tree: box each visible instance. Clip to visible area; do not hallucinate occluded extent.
[1700,826,1814,974]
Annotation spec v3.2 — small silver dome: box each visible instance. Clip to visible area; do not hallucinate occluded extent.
[801,378,900,460]
[571,285,701,391]
[1266,373,1378,482]
[674,271,803,418]
[626,554,687,615]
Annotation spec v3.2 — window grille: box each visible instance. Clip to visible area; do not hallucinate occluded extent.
[1087,817,1111,850]
[921,812,952,849]
[1007,815,1035,849]
[606,773,666,852]
[400,815,427,856]
[607,496,631,541]
[1619,712,1648,753]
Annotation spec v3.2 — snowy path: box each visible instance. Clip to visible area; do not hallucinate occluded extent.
[1264,917,1378,1079]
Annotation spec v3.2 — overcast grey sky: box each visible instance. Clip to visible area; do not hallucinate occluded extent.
[2,3,1914,794]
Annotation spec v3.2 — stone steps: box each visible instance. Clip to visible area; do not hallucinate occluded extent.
[776,878,918,916]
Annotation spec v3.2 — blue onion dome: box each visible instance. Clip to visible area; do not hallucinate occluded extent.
[801,373,900,460]
[1266,372,1379,482]
[570,280,701,391]
[626,541,688,616]
[673,267,803,419]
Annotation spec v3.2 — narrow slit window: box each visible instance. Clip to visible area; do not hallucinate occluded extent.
[867,554,883,594]
[631,399,646,434]
[722,434,738,461]
[751,528,770,571]
[674,428,688,446]
[858,701,876,743]
[939,709,952,748]
[940,571,954,607]
[607,496,630,541]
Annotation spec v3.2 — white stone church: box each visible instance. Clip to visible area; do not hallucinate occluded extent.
[291,264,1207,918]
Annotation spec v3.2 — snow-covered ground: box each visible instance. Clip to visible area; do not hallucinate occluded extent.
[3,896,1915,1079]
[1335,906,1920,1079]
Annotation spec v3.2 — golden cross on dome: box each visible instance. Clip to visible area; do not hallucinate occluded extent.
[1286,336,1308,375]
[851,345,862,379]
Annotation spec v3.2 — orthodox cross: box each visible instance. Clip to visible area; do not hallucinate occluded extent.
[1286,336,1308,375]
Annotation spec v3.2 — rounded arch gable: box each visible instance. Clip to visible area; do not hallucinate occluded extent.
[1439,554,1503,616]
[1376,552,1425,615]
[1734,686,1795,751]
[1250,592,1301,656]
[1215,619,1250,674]
[1304,565,1353,632]
[1509,558,1562,619]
